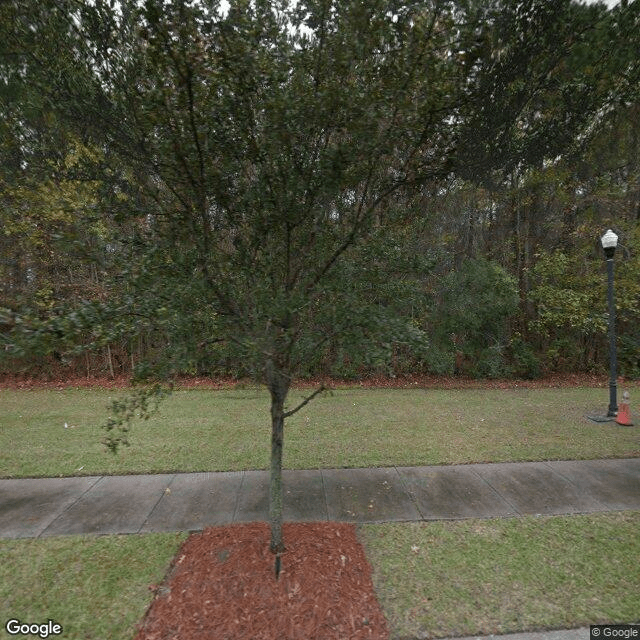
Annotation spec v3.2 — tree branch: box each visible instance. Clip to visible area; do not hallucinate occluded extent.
[283,385,327,418]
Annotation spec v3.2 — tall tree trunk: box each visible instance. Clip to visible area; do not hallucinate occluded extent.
[269,385,286,556]
[106,344,115,378]
[266,360,290,566]
[265,361,325,577]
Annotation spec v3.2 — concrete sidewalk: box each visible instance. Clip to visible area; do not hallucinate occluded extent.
[1,457,639,539]
[442,628,593,640]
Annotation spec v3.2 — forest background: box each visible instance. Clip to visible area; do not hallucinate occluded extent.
[1,0,639,385]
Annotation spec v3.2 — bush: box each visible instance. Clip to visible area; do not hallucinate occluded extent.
[529,231,640,379]
[509,336,542,379]
[426,258,519,378]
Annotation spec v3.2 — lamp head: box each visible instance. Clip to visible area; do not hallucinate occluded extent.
[601,229,618,259]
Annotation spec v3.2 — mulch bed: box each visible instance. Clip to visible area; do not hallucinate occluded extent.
[134,522,390,640]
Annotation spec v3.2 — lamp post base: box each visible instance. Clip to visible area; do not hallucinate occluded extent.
[586,414,616,423]
[607,378,618,417]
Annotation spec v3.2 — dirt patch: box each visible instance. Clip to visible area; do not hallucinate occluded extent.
[134,522,389,640]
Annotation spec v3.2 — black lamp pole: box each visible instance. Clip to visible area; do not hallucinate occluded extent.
[601,230,618,417]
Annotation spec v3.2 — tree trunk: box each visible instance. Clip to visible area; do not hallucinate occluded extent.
[269,392,285,555]
[106,344,115,378]
[267,368,289,558]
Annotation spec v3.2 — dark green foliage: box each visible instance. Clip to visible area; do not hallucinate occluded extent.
[3,0,638,383]
[102,383,171,453]
[429,258,519,378]
[618,334,640,380]
[528,221,640,376]
[509,336,542,380]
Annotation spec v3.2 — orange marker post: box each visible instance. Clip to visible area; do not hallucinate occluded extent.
[616,391,634,426]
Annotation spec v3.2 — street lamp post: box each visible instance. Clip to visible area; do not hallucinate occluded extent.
[601,229,618,417]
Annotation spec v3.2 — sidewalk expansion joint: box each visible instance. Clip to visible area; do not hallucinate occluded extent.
[540,461,610,512]
[393,466,426,520]
[38,475,103,539]
[138,474,178,533]
[471,468,523,516]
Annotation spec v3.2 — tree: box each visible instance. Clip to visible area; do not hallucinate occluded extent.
[3,0,633,572]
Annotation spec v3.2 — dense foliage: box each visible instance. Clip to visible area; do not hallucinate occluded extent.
[2,1,638,383]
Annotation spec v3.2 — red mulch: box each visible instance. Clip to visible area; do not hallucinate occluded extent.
[2,372,638,390]
[134,522,389,640]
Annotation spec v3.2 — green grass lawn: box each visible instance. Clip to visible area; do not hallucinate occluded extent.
[0,532,186,640]
[0,513,638,640]
[1,387,638,478]
[361,511,640,639]
[1,386,638,639]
